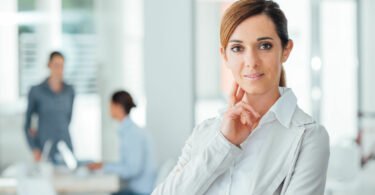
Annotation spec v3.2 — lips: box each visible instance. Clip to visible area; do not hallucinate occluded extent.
[243,73,264,81]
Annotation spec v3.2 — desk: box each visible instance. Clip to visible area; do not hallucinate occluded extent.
[0,173,119,194]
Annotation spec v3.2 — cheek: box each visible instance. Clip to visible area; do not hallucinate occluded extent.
[262,52,281,71]
[264,60,281,83]
[226,56,243,75]
[58,66,64,73]
[51,66,61,73]
[110,105,116,115]
[110,106,114,115]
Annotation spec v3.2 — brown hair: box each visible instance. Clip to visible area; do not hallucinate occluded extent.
[112,90,136,114]
[49,51,64,62]
[220,0,289,87]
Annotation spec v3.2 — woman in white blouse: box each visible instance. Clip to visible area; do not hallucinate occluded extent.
[152,0,330,194]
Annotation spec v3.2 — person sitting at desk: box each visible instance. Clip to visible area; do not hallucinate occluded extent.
[24,51,75,163]
[87,90,156,195]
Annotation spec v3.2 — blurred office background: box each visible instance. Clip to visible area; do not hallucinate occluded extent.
[0,0,375,194]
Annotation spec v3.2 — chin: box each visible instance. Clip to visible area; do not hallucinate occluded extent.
[238,80,262,94]
[244,87,265,95]
[240,82,274,96]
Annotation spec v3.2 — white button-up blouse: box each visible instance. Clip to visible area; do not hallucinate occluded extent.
[152,87,330,195]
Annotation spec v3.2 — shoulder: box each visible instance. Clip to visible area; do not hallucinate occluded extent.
[292,107,330,155]
[291,106,315,127]
[29,85,37,93]
[31,81,46,91]
[303,123,330,149]
[292,107,328,137]
[194,116,221,133]
[28,84,41,98]
[128,120,150,138]
[188,116,222,144]
[63,82,75,94]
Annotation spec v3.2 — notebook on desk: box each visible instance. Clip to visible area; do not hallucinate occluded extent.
[56,141,93,171]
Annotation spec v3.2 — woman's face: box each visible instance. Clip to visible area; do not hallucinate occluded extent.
[110,101,127,120]
[221,14,293,95]
[48,56,64,80]
[110,101,120,119]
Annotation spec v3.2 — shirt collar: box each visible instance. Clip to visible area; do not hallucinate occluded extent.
[218,87,297,128]
[42,78,68,94]
[42,78,50,89]
[269,87,297,128]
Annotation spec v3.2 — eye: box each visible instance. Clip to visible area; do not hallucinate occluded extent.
[259,43,272,50]
[230,45,243,53]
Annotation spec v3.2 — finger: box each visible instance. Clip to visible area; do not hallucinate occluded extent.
[229,103,260,126]
[226,111,253,130]
[228,81,239,107]
[239,101,261,118]
[231,101,258,117]
[236,87,245,102]
[244,111,253,126]
[229,104,254,122]
[240,113,246,125]
[245,111,255,127]
[227,105,245,119]
[240,111,251,126]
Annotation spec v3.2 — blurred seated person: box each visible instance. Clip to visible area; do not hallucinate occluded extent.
[87,90,156,195]
[24,51,75,163]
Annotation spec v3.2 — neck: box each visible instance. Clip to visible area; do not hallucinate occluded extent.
[244,86,281,117]
[48,77,63,93]
[117,113,127,121]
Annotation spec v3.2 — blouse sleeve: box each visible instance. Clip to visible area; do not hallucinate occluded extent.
[152,119,242,195]
[103,129,145,179]
[283,124,330,195]
[24,87,38,150]
[67,86,75,124]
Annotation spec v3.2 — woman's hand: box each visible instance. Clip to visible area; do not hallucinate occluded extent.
[28,128,37,138]
[87,162,103,171]
[221,82,261,146]
[33,149,42,162]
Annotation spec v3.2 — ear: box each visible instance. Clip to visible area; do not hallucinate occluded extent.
[281,40,293,63]
[220,47,228,65]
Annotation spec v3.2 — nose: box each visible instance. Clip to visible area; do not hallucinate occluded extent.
[244,48,258,68]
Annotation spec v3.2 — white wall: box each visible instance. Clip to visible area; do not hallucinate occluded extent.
[95,0,145,162]
[0,114,34,170]
[321,0,358,144]
[144,0,195,165]
[0,0,30,171]
[196,2,221,99]
[277,0,312,114]
[361,0,375,114]
[0,0,18,103]
[360,0,375,155]
[95,0,126,162]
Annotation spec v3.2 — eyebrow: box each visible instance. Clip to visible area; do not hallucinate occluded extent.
[257,37,273,41]
[228,40,243,43]
[228,37,274,43]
